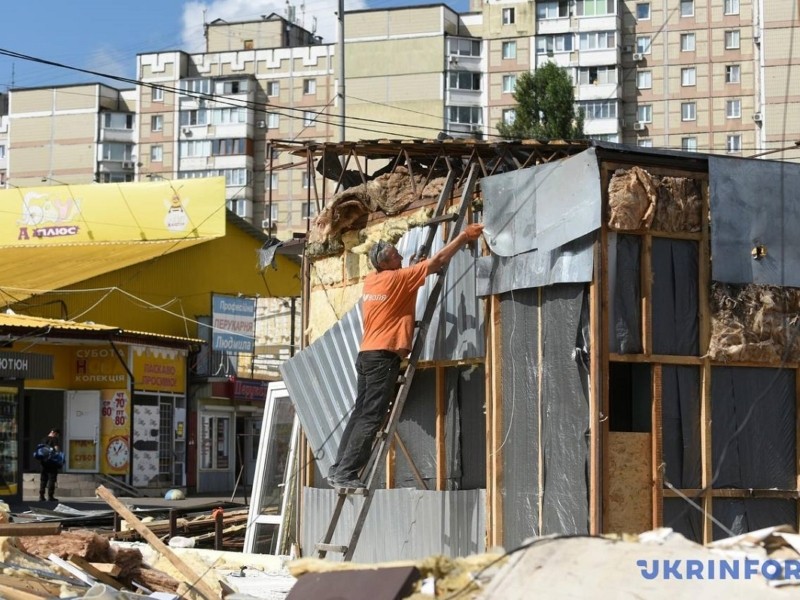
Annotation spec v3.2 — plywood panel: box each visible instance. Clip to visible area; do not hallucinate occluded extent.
[605,432,653,534]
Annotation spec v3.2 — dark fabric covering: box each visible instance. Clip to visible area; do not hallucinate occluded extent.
[395,369,437,488]
[541,284,590,535]
[711,367,796,489]
[712,499,797,541]
[663,497,703,544]
[500,288,540,547]
[611,234,642,354]
[651,238,699,355]
[709,156,800,287]
[661,366,702,489]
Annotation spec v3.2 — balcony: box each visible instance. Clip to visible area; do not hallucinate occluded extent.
[584,117,620,137]
[99,128,135,143]
[537,17,571,35]
[576,82,620,102]
[571,47,619,68]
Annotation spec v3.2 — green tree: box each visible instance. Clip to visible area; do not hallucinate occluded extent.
[497,62,585,140]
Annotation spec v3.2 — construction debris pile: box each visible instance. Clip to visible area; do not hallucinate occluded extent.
[709,282,800,362]
[307,166,448,257]
[607,166,703,232]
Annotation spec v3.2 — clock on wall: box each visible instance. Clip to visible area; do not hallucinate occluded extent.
[106,436,129,470]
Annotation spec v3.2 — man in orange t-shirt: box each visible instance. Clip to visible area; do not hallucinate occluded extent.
[328,222,484,489]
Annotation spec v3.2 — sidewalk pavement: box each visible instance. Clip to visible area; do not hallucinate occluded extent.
[9,492,250,514]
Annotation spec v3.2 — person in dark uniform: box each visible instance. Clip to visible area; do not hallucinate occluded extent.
[38,428,61,502]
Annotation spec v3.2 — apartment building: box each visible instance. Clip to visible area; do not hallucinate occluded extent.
[1,2,798,238]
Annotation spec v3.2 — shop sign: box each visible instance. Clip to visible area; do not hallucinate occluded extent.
[68,439,97,470]
[72,347,127,389]
[0,351,53,379]
[100,390,130,474]
[132,347,185,393]
[233,378,270,402]
[211,294,256,353]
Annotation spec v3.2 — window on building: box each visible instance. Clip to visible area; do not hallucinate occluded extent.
[103,113,135,130]
[537,1,570,19]
[302,170,313,189]
[578,66,617,85]
[726,99,742,118]
[303,79,316,95]
[150,115,163,132]
[579,100,618,120]
[725,64,741,83]
[101,142,134,161]
[152,87,164,102]
[636,3,650,20]
[180,78,212,96]
[502,7,515,24]
[179,109,209,126]
[268,172,278,190]
[502,41,517,59]
[638,139,653,147]
[579,31,616,50]
[243,39,254,50]
[448,38,481,57]
[681,67,696,86]
[302,201,317,219]
[179,140,212,158]
[267,112,280,129]
[681,102,696,121]
[725,30,740,49]
[636,36,652,54]
[537,34,574,54]
[150,145,163,162]
[212,139,247,156]
[215,79,248,95]
[680,0,694,17]
[502,109,516,124]
[448,72,481,91]
[303,111,316,126]
[727,134,741,153]
[724,0,739,15]
[575,0,616,17]
[200,414,230,470]
[0,145,6,159]
[682,137,698,151]
[267,81,280,96]
[212,107,247,125]
[637,70,652,89]
[681,33,696,52]
[637,105,652,123]
[502,74,517,93]
[447,105,483,125]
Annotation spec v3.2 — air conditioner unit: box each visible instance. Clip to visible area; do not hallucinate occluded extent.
[753,112,763,122]
[632,52,644,62]
[256,120,267,129]
[121,161,134,169]
[633,122,646,131]
[182,127,192,136]
[261,219,273,229]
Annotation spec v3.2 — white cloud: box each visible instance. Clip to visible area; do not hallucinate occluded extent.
[181,0,368,53]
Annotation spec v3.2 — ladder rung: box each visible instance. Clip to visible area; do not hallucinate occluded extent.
[422,213,458,227]
[316,543,348,554]
[397,375,407,384]
[336,486,368,496]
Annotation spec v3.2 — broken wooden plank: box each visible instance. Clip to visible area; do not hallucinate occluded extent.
[48,554,95,586]
[0,583,47,600]
[0,523,61,536]
[89,562,121,577]
[95,486,218,600]
[0,574,64,598]
[68,554,122,590]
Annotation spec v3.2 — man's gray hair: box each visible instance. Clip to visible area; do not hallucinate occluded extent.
[369,240,394,271]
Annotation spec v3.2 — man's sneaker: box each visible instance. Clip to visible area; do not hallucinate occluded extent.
[38,495,45,502]
[48,496,58,502]
[334,478,365,490]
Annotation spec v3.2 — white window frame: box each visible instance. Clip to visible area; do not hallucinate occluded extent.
[502,7,515,24]
[302,170,313,189]
[150,144,163,162]
[681,102,697,121]
[303,79,316,95]
[726,99,742,119]
[636,3,650,20]
[268,172,278,190]
[502,109,516,125]
[502,74,517,93]
[502,41,517,60]
[266,81,280,97]
[267,112,280,129]
[151,115,163,132]
[682,137,698,151]
[637,105,653,123]
[637,70,652,90]
[681,33,696,52]
[638,139,653,148]
[680,0,694,17]
[636,36,652,54]
[724,0,739,15]
[725,30,740,49]
[725,64,741,84]
[303,111,316,127]
[727,134,742,153]
[152,87,164,102]
[302,201,317,220]
[681,67,696,87]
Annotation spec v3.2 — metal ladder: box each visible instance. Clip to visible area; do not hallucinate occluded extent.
[315,164,478,561]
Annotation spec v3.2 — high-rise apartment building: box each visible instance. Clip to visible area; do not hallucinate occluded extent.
[1,2,798,237]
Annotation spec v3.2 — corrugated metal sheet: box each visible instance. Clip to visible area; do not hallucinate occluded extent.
[0,312,117,331]
[281,225,484,475]
[302,487,485,562]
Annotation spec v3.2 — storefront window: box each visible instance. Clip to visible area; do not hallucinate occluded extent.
[201,414,230,469]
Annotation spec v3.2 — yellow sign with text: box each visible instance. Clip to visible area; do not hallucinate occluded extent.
[132,347,185,393]
[100,390,131,474]
[72,347,128,390]
[0,177,225,245]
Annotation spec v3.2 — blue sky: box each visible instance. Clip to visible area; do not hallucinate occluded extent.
[0,0,469,91]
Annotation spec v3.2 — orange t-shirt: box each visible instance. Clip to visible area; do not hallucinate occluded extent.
[360,260,430,355]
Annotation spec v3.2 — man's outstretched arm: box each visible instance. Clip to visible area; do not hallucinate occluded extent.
[426,223,484,275]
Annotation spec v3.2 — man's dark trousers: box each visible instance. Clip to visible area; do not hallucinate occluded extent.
[330,350,401,482]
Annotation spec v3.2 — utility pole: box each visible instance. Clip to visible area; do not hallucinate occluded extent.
[338,0,345,142]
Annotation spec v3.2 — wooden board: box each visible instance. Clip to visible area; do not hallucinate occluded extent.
[605,432,653,534]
